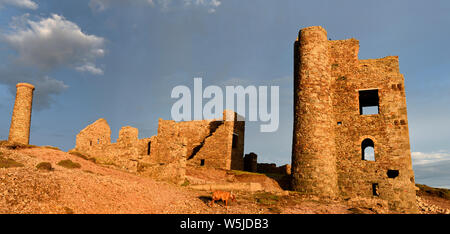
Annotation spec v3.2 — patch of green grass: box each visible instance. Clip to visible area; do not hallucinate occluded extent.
[181,179,190,187]
[0,140,37,150]
[417,184,450,200]
[229,170,263,176]
[268,206,282,214]
[41,145,61,151]
[36,162,53,171]
[0,156,24,168]
[68,151,89,160]
[63,207,74,214]
[255,192,280,205]
[57,159,81,169]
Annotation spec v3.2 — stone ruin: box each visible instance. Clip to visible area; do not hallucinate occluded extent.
[291,26,417,213]
[3,26,420,213]
[72,110,245,184]
[8,83,35,145]
[244,152,291,176]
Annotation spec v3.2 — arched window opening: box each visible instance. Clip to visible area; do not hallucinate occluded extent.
[362,138,375,161]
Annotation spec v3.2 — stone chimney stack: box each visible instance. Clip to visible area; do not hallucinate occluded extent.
[8,83,35,145]
[291,26,338,198]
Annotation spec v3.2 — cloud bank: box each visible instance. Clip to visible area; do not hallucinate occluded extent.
[2,14,105,74]
[0,0,38,10]
[89,0,222,13]
[412,151,450,189]
[412,151,450,165]
[0,14,105,110]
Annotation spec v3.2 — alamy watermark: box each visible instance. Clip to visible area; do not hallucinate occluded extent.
[171,78,279,132]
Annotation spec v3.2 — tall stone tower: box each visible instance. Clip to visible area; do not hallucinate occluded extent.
[292,26,417,213]
[8,83,35,145]
[292,26,338,198]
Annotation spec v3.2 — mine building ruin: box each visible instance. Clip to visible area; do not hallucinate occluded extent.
[72,110,244,184]
[291,26,417,213]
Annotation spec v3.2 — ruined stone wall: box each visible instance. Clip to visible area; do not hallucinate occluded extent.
[73,111,244,184]
[231,118,245,170]
[330,40,416,212]
[150,110,244,170]
[75,118,111,153]
[8,83,35,145]
[148,119,188,164]
[74,120,151,172]
[292,26,417,213]
[257,163,291,175]
[244,152,258,172]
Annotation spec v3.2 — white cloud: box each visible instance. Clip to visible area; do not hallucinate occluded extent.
[2,14,105,74]
[184,0,221,13]
[0,14,105,109]
[76,63,104,75]
[89,0,154,12]
[0,0,38,10]
[89,0,221,13]
[412,151,450,165]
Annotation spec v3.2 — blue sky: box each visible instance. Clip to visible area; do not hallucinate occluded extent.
[0,0,449,188]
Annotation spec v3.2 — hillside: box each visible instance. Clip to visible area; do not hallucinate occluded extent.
[0,142,449,214]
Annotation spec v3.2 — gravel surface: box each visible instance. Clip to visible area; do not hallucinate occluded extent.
[1,146,449,214]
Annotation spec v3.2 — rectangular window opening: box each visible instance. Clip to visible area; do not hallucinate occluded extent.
[200,159,205,166]
[359,89,379,115]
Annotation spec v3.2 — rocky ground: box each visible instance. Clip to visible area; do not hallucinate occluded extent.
[0,142,449,214]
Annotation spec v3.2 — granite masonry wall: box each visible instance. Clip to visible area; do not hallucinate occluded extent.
[8,83,35,145]
[292,26,417,213]
[149,110,245,171]
[73,110,245,184]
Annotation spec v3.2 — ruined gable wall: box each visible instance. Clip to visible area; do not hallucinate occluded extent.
[75,118,111,153]
[185,111,244,170]
[330,40,416,212]
[187,120,233,169]
[150,111,244,171]
[177,120,216,158]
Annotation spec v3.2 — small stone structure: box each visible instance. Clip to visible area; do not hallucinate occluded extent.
[244,152,258,172]
[257,163,291,175]
[291,26,417,213]
[8,83,35,145]
[73,110,245,184]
